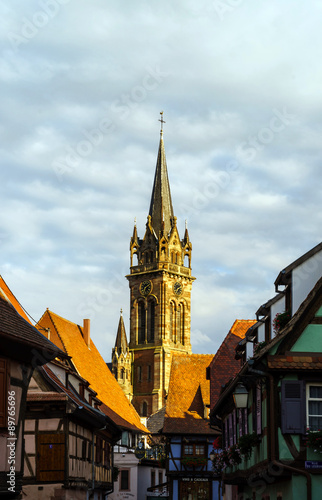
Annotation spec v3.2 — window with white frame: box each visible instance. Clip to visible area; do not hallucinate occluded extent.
[307,384,322,430]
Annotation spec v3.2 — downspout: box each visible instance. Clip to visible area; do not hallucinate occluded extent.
[92,431,95,493]
[257,368,312,500]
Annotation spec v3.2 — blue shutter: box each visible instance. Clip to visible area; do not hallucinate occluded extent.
[281,380,306,434]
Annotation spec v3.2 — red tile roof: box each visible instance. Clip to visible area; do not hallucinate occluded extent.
[268,354,322,370]
[209,319,256,409]
[163,354,218,435]
[37,309,147,433]
[0,275,31,323]
[0,295,66,362]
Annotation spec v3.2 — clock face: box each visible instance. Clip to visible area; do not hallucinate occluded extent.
[173,281,183,296]
[140,280,152,296]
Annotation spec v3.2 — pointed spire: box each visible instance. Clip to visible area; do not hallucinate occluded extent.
[132,218,138,243]
[149,112,174,237]
[115,310,128,355]
[184,219,190,242]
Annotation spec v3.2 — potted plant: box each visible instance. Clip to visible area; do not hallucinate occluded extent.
[253,341,267,355]
[306,429,322,453]
[273,310,291,334]
[181,456,207,467]
[237,432,260,460]
[112,465,120,481]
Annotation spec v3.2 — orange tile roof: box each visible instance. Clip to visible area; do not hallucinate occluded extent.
[163,354,217,434]
[0,275,31,323]
[37,309,147,433]
[230,319,256,339]
[268,354,322,370]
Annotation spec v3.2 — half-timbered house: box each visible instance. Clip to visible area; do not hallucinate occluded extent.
[23,359,121,500]
[0,278,66,498]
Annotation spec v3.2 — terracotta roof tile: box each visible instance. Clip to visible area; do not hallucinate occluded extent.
[268,354,322,370]
[0,275,31,323]
[230,319,256,339]
[27,392,68,402]
[0,295,66,361]
[163,354,217,435]
[209,319,256,408]
[37,309,147,433]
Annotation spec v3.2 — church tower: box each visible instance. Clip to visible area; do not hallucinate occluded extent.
[126,113,195,417]
[111,310,133,400]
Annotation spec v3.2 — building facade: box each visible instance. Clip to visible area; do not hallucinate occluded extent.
[210,242,322,500]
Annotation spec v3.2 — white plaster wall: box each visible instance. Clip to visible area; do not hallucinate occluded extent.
[292,251,322,314]
[270,296,286,338]
[257,323,265,343]
[246,342,253,360]
[108,452,139,500]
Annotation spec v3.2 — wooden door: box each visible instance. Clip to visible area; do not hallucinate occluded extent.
[36,432,65,482]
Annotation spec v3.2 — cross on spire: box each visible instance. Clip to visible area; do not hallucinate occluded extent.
[159,111,166,135]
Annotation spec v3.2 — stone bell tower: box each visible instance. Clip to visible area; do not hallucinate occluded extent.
[126,113,195,417]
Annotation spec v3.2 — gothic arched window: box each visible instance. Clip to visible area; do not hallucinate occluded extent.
[178,303,185,344]
[170,301,176,342]
[142,401,148,417]
[138,302,146,344]
[147,300,155,342]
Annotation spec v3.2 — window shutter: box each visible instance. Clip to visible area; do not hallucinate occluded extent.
[281,380,306,434]
[256,383,262,435]
[243,408,248,435]
[238,409,243,437]
[229,414,233,446]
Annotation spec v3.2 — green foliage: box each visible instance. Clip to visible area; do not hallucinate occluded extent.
[306,429,322,453]
[112,465,120,482]
[273,310,291,334]
[237,432,260,459]
[253,341,267,355]
[181,456,207,467]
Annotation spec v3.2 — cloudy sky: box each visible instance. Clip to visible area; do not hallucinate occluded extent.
[1,1,322,360]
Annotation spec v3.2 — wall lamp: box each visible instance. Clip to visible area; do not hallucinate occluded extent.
[233,382,249,409]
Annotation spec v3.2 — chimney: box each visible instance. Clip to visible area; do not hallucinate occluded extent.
[83,319,90,348]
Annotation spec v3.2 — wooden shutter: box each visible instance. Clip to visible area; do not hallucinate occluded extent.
[238,409,243,437]
[281,380,306,434]
[36,432,65,481]
[244,408,248,435]
[229,414,233,446]
[233,410,237,444]
[0,359,8,427]
[256,383,262,435]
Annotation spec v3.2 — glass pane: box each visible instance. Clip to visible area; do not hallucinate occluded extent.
[309,416,322,431]
[309,401,322,416]
[310,386,322,398]
[183,445,193,455]
[195,445,205,455]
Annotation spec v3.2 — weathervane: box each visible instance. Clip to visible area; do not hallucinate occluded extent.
[159,111,166,135]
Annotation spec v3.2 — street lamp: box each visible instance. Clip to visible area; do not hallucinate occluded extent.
[209,450,216,462]
[233,382,248,409]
